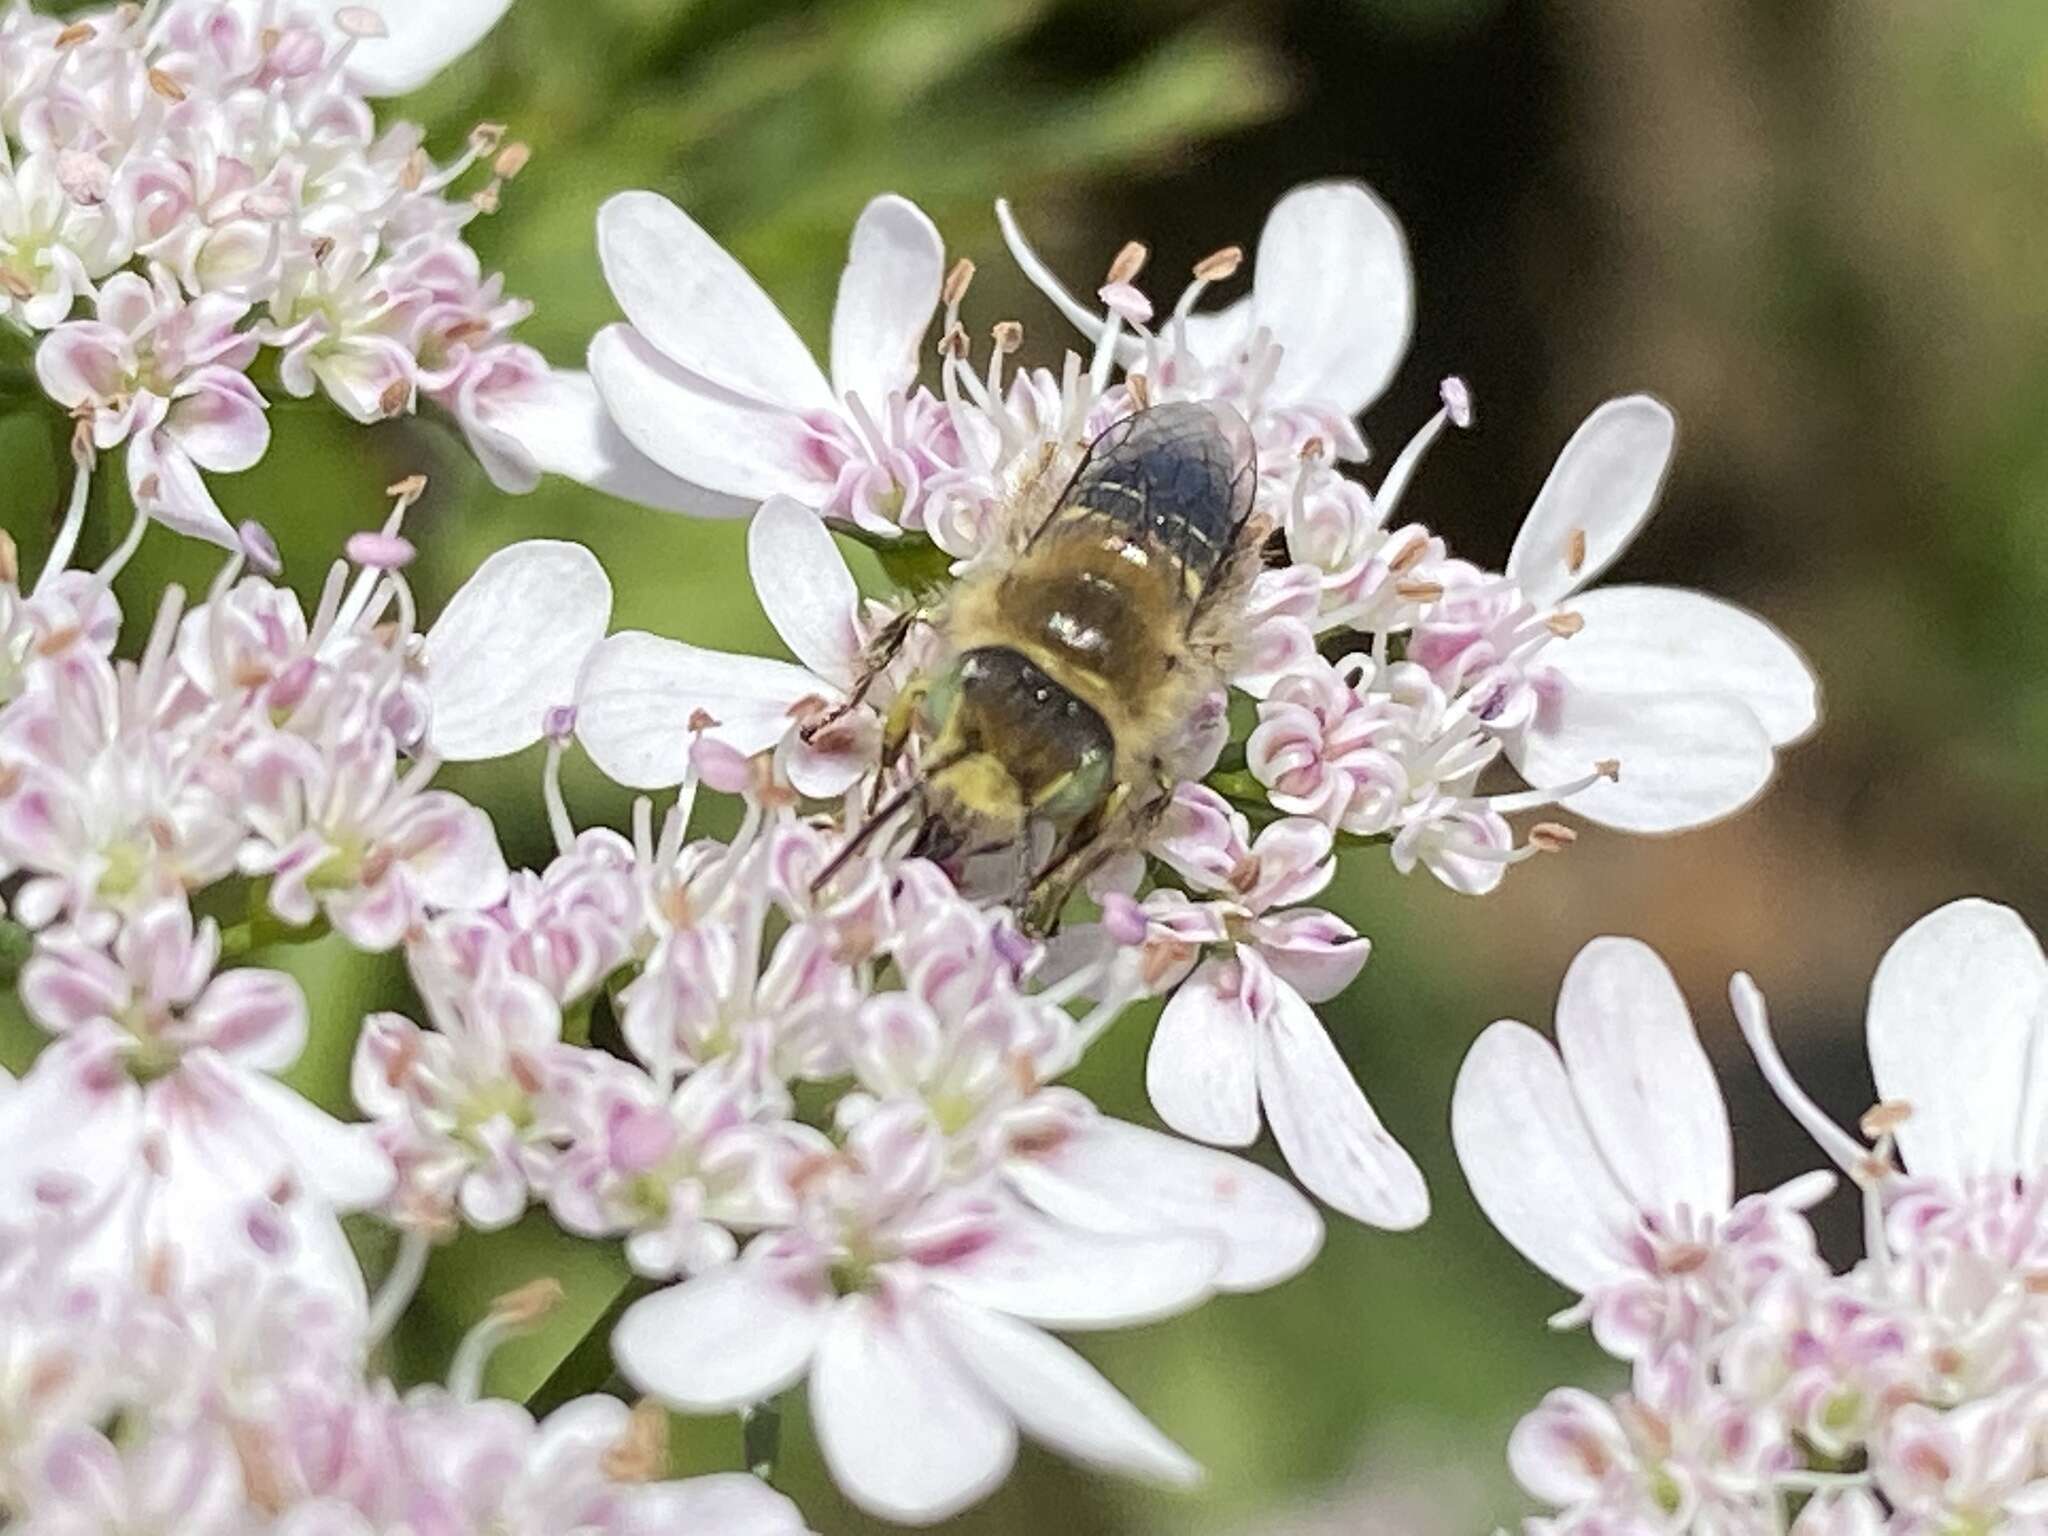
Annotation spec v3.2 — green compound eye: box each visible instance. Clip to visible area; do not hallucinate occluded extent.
[1033,746,1111,823]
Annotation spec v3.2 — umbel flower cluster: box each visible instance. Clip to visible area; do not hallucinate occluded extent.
[0,3,1842,1528]
[1457,903,2048,1533]
[0,0,667,550]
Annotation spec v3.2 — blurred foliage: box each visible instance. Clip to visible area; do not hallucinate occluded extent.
[8,0,2048,1530]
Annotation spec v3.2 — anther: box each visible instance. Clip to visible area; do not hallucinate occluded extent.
[1106,240,1148,286]
[1527,822,1577,852]
[990,319,1023,354]
[1125,372,1150,410]
[1395,579,1444,602]
[378,377,412,417]
[331,6,386,39]
[399,150,428,192]
[1594,758,1621,781]
[602,1400,669,1483]
[146,67,186,101]
[1859,1099,1914,1139]
[471,182,501,215]
[940,322,970,360]
[386,473,429,506]
[942,257,975,307]
[1389,539,1432,573]
[1299,436,1326,462]
[1566,527,1588,575]
[1545,611,1585,637]
[1440,376,1474,429]
[53,22,94,48]
[0,530,16,586]
[238,521,282,576]
[468,122,507,155]
[1193,245,1243,282]
[493,142,531,179]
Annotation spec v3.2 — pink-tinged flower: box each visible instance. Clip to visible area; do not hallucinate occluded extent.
[1453,936,1829,1358]
[586,191,956,531]
[1498,396,1820,833]
[422,539,615,763]
[0,148,133,329]
[545,1056,822,1278]
[312,0,517,98]
[577,497,887,796]
[1508,1348,1796,1535]
[265,222,420,422]
[19,898,305,1073]
[350,966,571,1231]
[236,725,509,951]
[613,1109,1216,1524]
[1874,1394,2048,1534]
[18,1424,247,1536]
[1141,785,1425,1230]
[0,570,120,706]
[1002,179,1413,432]
[37,270,268,546]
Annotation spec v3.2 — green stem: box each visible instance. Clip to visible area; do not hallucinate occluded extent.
[742,1398,783,1482]
[219,887,331,959]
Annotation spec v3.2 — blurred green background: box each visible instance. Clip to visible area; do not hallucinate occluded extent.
[7,0,2048,1529]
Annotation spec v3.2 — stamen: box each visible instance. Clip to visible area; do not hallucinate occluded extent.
[1566,527,1588,575]
[1374,377,1474,524]
[238,521,283,577]
[541,709,578,857]
[943,257,975,308]
[1545,611,1584,638]
[366,1230,433,1344]
[1527,822,1576,852]
[1192,245,1243,282]
[1728,973,1872,1181]
[447,1278,564,1401]
[1105,240,1148,286]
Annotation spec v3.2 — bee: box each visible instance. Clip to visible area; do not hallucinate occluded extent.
[842,400,1261,926]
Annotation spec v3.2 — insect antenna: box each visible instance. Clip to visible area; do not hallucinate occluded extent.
[808,749,968,894]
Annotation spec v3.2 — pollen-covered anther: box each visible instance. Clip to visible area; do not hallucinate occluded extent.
[1395,579,1445,603]
[399,150,428,192]
[146,67,186,101]
[310,234,337,263]
[493,142,531,179]
[1193,244,1243,282]
[943,257,975,307]
[468,121,508,155]
[1594,758,1621,781]
[1858,1098,1913,1138]
[331,6,386,40]
[1126,372,1150,410]
[386,473,429,506]
[0,268,32,300]
[471,182,501,215]
[1299,435,1327,462]
[489,1276,566,1328]
[53,21,94,48]
[1106,240,1148,286]
[1566,526,1588,574]
[602,1400,670,1483]
[1545,610,1585,638]
[1527,822,1576,852]
[940,322,969,360]
[0,530,16,585]
[990,319,1023,355]
[1439,375,1474,428]
[686,708,718,732]
[378,377,412,416]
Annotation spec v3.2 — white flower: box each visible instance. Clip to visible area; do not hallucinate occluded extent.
[585,191,952,528]
[1453,935,1828,1356]
[219,0,516,99]
[1499,396,1821,832]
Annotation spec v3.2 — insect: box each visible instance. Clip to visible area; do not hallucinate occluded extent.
[836,399,1261,928]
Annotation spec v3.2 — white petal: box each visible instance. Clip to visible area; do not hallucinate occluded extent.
[473,368,748,517]
[1507,396,1676,607]
[1145,961,1261,1147]
[1254,180,1413,415]
[596,192,830,411]
[1255,977,1429,1229]
[928,1292,1200,1489]
[425,540,612,761]
[933,1201,1219,1328]
[748,498,862,688]
[588,325,822,504]
[343,0,512,96]
[625,1474,808,1536]
[613,1263,830,1411]
[575,631,822,789]
[1450,1022,1638,1293]
[229,1068,395,1212]
[1510,688,1776,834]
[810,1294,1014,1525]
[1552,587,1819,747]
[829,195,944,406]
[1004,1117,1322,1291]
[1555,937,1732,1217]
[1866,898,2048,1181]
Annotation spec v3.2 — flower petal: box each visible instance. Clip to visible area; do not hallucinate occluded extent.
[1145,961,1261,1147]
[1555,936,1732,1217]
[932,1201,1219,1328]
[228,1067,395,1211]
[927,1291,1200,1490]
[1254,180,1413,415]
[469,367,749,516]
[1551,587,1819,747]
[1451,1021,1638,1293]
[342,0,514,96]
[748,498,863,688]
[1004,1116,1322,1291]
[575,631,822,789]
[1510,688,1775,834]
[1866,898,2048,1181]
[829,195,944,407]
[596,192,830,411]
[613,1260,831,1411]
[588,325,822,504]
[425,540,613,761]
[810,1293,1014,1525]
[1507,395,1676,608]
[624,1474,809,1536]
[1255,969,1428,1229]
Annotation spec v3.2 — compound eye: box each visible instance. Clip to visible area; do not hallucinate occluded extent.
[1035,747,1111,824]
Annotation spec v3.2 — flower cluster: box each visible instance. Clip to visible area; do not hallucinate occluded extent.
[1454,901,2048,1533]
[0,0,681,551]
